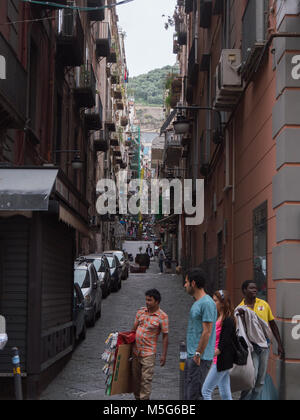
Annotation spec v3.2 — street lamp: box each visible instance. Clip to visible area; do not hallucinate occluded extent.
[54,150,84,170]
[173,106,224,144]
[173,115,190,135]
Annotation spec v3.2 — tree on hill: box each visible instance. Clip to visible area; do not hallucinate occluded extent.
[128,65,179,106]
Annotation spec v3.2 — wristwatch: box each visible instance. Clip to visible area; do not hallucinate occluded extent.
[195,352,202,358]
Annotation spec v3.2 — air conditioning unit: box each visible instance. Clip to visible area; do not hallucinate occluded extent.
[214,49,243,111]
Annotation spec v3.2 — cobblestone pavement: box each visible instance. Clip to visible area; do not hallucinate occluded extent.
[40,262,193,400]
[40,262,239,401]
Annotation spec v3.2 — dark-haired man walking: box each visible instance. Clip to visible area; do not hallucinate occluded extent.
[184,268,217,400]
[132,289,169,400]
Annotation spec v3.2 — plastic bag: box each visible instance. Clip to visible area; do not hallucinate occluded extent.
[0,333,8,350]
[257,374,278,400]
[230,350,255,393]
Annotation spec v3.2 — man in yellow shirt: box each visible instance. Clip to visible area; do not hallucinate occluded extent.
[238,280,285,400]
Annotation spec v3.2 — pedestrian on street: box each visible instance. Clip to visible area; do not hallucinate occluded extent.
[202,290,236,400]
[238,280,285,400]
[158,245,166,274]
[131,289,169,400]
[183,268,217,400]
[146,244,152,257]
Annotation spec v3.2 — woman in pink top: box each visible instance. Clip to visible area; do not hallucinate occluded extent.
[202,290,237,400]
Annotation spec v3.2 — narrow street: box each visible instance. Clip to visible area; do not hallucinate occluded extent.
[40,262,192,400]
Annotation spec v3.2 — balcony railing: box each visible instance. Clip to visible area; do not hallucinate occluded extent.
[87,0,105,22]
[164,130,183,167]
[74,64,96,108]
[0,33,27,129]
[95,22,111,58]
[85,94,103,130]
[110,132,119,146]
[105,109,116,131]
[37,0,67,7]
[56,6,84,67]
[94,130,108,152]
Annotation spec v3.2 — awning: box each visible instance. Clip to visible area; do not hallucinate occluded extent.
[160,109,177,136]
[0,168,58,211]
[59,205,92,238]
[155,214,179,225]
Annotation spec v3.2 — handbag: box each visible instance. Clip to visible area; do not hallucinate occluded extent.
[230,350,256,393]
[232,334,248,366]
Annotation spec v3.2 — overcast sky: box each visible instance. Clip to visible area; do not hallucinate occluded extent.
[117,0,177,77]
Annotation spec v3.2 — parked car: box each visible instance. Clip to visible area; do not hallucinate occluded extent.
[74,260,102,326]
[80,254,112,298]
[106,250,129,280]
[73,283,87,345]
[103,253,122,292]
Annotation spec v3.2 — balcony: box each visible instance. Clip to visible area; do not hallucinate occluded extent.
[111,73,120,84]
[105,109,116,131]
[116,101,124,110]
[121,116,128,127]
[0,33,27,129]
[113,146,121,157]
[110,132,119,147]
[56,7,84,67]
[107,48,117,63]
[74,64,96,108]
[95,22,111,58]
[113,87,122,100]
[94,130,108,152]
[177,23,187,46]
[164,130,183,168]
[85,94,103,130]
[87,0,105,22]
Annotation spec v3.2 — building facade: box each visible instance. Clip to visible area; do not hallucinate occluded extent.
[0,0,130,398]
[162,0,300,399]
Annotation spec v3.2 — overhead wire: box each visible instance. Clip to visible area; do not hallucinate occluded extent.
[20,0,134,11]
[0,0,134,26]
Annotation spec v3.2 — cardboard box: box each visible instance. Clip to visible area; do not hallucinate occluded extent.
[110,344,134,395]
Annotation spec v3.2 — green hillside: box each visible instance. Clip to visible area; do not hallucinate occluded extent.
[128,65,179,106]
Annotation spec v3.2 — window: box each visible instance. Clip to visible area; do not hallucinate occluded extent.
[253,201,267,300]
[74,269,90,289]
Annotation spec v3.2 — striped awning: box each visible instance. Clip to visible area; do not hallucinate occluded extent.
[160,109,177,136]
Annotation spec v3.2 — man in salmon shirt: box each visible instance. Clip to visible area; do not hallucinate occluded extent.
[132,289,169,400]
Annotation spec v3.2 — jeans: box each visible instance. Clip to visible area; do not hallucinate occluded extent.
[240,347,270,400]
[202,364,232,400]
[159,260,164,273]
[184,358,212,400]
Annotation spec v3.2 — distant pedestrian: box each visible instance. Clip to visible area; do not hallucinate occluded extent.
[202,290,236,400]
[238,280,285,400]
[146,244,152,257]
[183,268,217,400]
[132,289,169,400]
[158,246,166,274]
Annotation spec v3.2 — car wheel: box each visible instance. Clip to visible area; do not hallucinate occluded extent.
[97,303,102,319]
[80,322,87,341]
[90,308,96,327]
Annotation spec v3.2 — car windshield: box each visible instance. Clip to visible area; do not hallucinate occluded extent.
[83,258,106,272]
[74,269,90,289]
[115,252,124,261]
[106,257,115,268]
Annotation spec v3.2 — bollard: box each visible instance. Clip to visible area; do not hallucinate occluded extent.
[179,341,187,400]
[12,347,23,400]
